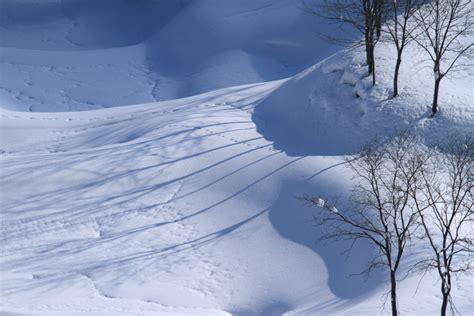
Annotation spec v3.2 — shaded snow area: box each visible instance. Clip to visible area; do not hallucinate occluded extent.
[0,0,473,316]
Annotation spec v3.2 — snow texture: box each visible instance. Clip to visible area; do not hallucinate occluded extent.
[0,0,473,315]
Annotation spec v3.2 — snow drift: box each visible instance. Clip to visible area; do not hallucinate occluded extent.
[0,0,339,112]
[254,44,473,156]
[1,0,473,315]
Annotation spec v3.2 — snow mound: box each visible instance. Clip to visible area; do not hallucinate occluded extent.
[254,43,473,155]
[1,1,473,315]
[2,78,472,316]
[0,0,339,112]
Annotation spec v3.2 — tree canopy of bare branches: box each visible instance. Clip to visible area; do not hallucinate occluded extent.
[384,0,425,97]
[307,133,473,315]
[411,136,473,316]
[307,134,427,315]
[412,0,473,115]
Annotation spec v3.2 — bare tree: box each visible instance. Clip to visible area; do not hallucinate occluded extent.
[412,0,473,115]
[384,0,424,97]
[306,134,427,316]
[411,136,473,316]
[304,0,386,85]
[375,0,386,39]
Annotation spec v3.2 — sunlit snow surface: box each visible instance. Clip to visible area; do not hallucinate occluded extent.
[1,0,473,315]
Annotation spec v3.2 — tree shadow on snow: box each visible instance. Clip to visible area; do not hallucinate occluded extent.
[268,180,385,303]
[2,112,383,312]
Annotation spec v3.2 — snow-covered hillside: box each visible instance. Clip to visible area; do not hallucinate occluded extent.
[254,45,473,156]
[0,0,339,112]
[1,1,473,315]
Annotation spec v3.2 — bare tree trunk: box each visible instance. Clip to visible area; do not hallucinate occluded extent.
[365,33,373,73]
[390,270,398,316]
[440,289,448,316]
[440,271,451,316]
[432,77,441,114]
[393,53,402,97]
[372,57,376,85]
[366,37,376,85]
[375,0,384,39]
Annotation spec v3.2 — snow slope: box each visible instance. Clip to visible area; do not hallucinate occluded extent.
[0,0,339,112]
[1,1,473,315]
[1,48,473,315]
[254,44,473,156]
